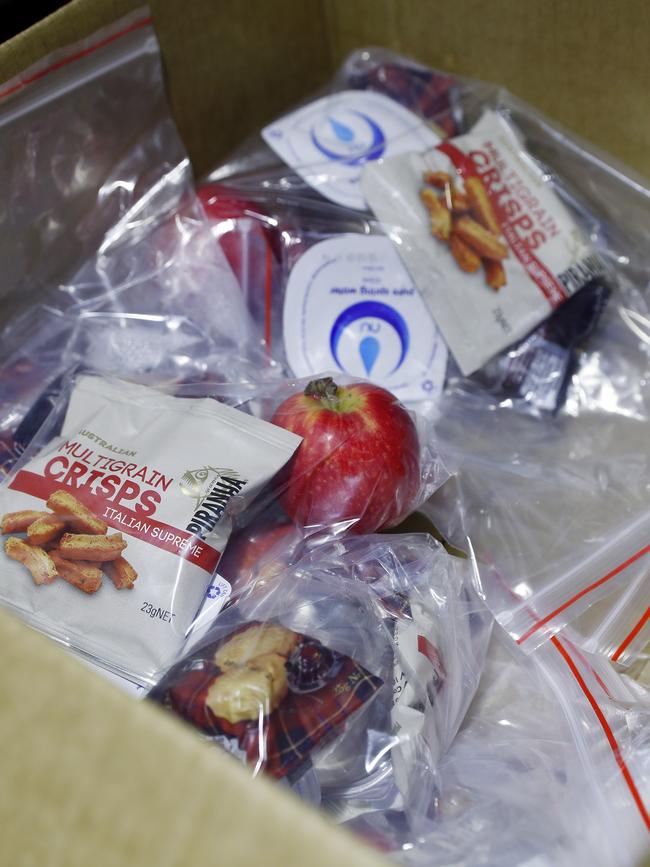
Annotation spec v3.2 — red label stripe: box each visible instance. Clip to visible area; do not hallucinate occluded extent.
[0,16,154,103]
[611,605,650,663]
[437,140,567,308]
[490,560,614,695]
[9,470,220,574]
[551,636,650,832]
[517,542,650,646]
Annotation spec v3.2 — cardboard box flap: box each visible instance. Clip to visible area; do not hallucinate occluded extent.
[0,605,388,867]
[2,0,649,178]
[0,0,335,177]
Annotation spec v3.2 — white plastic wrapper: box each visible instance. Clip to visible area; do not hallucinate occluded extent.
[0,375,301,685]
[260,89,441,211]
[347,630,650,865]
[282,232,448,404]
[197,184,450,405]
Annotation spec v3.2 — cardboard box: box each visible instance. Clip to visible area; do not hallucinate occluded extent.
[0,2,648,865]
[2,0,650,178]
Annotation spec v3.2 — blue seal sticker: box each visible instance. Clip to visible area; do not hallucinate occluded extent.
[262,90,440,210]
[283,234,448,403]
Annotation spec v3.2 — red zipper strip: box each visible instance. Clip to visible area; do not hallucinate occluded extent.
[551,635,650,832]
[488,560,613,696]
[0,15,154,103]
[611,605,650,663]
[517,541,650,646]
[562,635,612,699]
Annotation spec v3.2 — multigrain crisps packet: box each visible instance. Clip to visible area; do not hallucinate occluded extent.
[362,110,608,375]
[0,376,301,685]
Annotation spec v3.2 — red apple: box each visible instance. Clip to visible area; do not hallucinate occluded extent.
[271,377,420,534]
[218,521,302,595]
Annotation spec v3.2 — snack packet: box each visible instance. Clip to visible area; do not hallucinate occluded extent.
[0,375,301,685]
[151,619,383,780]
[363,109,608,375]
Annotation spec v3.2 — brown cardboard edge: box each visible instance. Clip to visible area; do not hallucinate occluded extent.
[0,604,389,866]
[0,0,141,81]
[0,0,337,176]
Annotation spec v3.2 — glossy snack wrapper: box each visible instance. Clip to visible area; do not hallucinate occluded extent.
[198,48,610,416]
[0,375,301,685]
[198,176,607,415]
[152,619,382,780]
[150,532,492,834]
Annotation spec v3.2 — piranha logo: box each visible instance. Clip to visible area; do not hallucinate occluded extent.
[181,466,247,540]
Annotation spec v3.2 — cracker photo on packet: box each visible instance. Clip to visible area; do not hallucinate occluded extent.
[363,110,607,376]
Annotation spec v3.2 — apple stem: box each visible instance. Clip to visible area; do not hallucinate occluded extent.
[304,377,341,406]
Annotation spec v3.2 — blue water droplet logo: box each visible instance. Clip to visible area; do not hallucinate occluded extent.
[359,335,380,375]
[328,115,355,143]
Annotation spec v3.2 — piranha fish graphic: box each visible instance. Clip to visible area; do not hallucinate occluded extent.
[179,466,240,510]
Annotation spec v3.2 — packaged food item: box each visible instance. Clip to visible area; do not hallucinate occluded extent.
[151,618,383,779]
[260,89,441,211]
[0,375,301,685]
[150,531,492,829]
[362,109,609,375]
